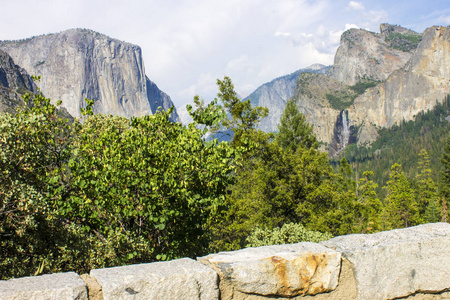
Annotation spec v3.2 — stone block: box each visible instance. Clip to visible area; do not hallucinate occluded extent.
[321,222,450,300]
[90,257,219,300]
[0,272,87,300]
[198,242,341,298]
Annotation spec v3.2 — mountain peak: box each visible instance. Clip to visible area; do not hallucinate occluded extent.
[379,23,420,36]
[0,29,178,121]
[305,63,327,71]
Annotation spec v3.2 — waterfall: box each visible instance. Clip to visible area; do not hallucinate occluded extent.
[341,110,350,149]
[330,109,354,157]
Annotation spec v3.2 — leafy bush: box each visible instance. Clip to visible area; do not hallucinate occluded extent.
[65,110,237,262]
[1,83,239,278]
[245,223,333,247]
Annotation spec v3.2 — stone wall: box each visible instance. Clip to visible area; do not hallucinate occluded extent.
[1,223,450,300]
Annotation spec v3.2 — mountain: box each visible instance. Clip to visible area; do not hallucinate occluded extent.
[0,50,36,113]
[284,24,450,156]
[243,64,330,132]
[348,25,450,143]
[0,29,179,122]
[328,24,419,85]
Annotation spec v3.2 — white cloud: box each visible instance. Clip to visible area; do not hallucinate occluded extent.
[345,24,360,31]
[348,1,364,11]
[275,32,291,37]
[438,15,450,25]
[365,10,389,25]
[344,2,388,32]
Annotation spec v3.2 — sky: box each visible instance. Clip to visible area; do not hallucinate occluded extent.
[1,0,449,108]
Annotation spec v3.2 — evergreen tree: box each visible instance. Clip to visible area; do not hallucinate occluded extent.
[415,149,440,223]
[384,163,419,229]
[440,133,450,222]
[276,99,318,152]
[209,141,334,251]
[326,158,359,235]
[357,171,382,233]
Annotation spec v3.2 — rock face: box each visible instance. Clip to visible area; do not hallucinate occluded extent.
[329,109,358,157]
[89,257,219,300]
[0,50,35,92]
[244,24,429,150]
[349,26,450,136]
[282,24,449,149]
[0,272,88,300]
[290,72,360,149]
[245,64,330,133]
[328,25,414,86]
[380,23,421,37]
[0,50,35,113]
[0,29,179,121]
[198,243,341,299]
[321,222,450,300]
[146,77,180,121]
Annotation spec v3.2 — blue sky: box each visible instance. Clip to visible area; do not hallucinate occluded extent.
[1,0,449,107]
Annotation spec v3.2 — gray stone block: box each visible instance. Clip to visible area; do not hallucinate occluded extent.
[321,222,450,300]
[198,242,341,298]
[90,257,219,300]
[0,272,87,300]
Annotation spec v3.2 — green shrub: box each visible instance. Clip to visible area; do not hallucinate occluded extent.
[245,223,333,247]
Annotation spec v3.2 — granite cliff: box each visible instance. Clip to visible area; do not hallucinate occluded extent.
[328,24,419,85]
[348,25,450,144]
[0,29,179,121]
[282,24,449,155]
[246,24,432,155]
[0,50,35,114]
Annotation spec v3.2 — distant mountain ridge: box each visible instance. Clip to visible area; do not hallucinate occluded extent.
[0,28,179,121]
[243,64,330,132]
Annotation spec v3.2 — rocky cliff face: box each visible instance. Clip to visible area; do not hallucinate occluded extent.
[284,25,449,152]
[329,110,358,157]
[245,64,330,132]
[291,73,347,148]
[146,77,180,121]
[349,26,450,142]
[0,29,179,121]
[0,50,35,113]
[328,25,416,86]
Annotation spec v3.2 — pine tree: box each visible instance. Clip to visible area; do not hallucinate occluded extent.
[415,149,440,223]
[357,171,382,233]
[276,99,318,152]
[441,197,448,222]
[384,163,419,229]
[440,133,450,222]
